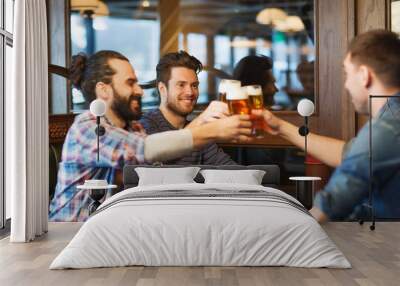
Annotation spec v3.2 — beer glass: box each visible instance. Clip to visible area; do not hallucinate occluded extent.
[218,79,241,103]
[226,85,250,115]
[244,85,266,137]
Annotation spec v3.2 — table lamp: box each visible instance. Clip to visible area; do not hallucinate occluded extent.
[89,99,106,162]
[297,99,315,163]
[290,99,318,210]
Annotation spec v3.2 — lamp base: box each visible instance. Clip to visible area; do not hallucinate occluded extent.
[88,189,106,215]
[289,176,321,210]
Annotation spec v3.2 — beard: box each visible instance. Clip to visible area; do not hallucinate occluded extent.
[166,94,197,117]
[166,101,192,117]
[111,90,142,122]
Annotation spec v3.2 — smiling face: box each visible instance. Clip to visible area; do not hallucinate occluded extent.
[108,58,143,121]
[343,54,370,114]
[159,67,200,117]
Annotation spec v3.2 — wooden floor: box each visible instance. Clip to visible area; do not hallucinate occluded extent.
[1,222,399,286]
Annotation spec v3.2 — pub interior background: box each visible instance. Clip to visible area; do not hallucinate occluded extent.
[46,0,395,199]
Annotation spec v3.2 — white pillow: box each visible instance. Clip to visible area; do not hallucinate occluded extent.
[200,169,266,185]
[135,167,201,186]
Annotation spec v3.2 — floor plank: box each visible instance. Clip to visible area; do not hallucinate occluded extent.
[0,222,399,286]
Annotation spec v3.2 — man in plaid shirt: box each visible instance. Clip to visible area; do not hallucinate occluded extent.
[49,112,147,221]
[49,50,149,221]
[49,50,254,221]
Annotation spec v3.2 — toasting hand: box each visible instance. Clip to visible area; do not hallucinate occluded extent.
[251,109,281,135]
[192,101,230,126]
[212,114,253,143]
[188,113,253,146]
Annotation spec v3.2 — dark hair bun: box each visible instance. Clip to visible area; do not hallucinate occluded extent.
[70,53,88,89]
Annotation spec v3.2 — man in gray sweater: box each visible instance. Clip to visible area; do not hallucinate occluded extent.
[140,51,237,165]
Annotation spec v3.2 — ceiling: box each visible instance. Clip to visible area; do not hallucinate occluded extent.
[84,0,314,39]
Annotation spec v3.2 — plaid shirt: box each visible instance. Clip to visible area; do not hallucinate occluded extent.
[49,111,146,221]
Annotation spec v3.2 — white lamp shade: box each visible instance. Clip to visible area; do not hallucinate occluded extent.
[275,16,305,33]
[90,99,106,117]
[70,0,99,11]
[297,99,315,117]
[94,1,109,16]
[256,8,288,25]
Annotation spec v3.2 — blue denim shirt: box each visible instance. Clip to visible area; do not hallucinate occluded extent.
[314,95,400,220]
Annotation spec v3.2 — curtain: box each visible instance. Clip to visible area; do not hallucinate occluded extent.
[7,0,49,242]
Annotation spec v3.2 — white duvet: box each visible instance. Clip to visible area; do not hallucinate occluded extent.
[50,183,351,269]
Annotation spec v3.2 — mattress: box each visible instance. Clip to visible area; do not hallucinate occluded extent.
[50,183,351,269]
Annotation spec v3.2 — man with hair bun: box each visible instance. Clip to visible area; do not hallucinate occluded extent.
[49,50,253,221]
[258,30,400,222]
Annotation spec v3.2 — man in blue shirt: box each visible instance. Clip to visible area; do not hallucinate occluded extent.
[259,30,400,221]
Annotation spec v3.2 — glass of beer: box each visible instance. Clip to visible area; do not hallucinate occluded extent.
[226,85,250,115]
[218,79,241,103]
[244,85,266,137]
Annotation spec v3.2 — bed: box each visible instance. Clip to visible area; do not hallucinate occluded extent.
[50,165,350,269]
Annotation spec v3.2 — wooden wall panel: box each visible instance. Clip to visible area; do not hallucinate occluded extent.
[159,0,180,56]
[316,0,356,141]
[356,0,388,33]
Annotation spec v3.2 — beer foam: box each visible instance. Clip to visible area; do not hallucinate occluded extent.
[218,79,241,93]
[226,85,248,100]
[244,85,262,96]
